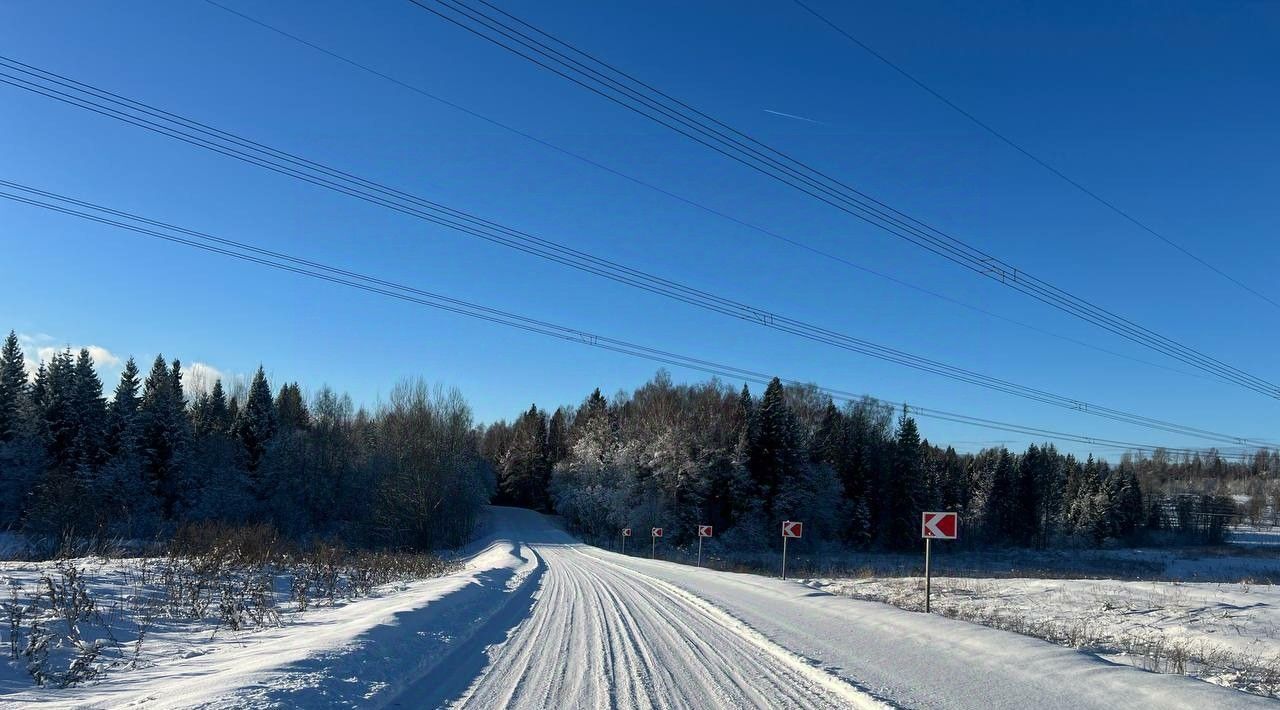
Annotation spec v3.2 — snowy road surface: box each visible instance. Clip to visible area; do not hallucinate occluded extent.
[6,506,1273,709]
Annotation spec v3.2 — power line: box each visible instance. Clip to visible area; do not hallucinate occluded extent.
[0,59,1264,447]
[201,0,1208,383]
[406,0,1279,399]
[0,178,1261,462]
[788,0,1280,313]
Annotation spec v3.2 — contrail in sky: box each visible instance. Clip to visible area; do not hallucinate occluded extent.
[763,108,825,124]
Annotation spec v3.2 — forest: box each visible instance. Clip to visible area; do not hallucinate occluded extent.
[483,371,1272,551]
[0,331,492,551]
[0,329,1269,554]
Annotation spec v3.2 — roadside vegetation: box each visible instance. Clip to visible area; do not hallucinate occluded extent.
[2,522,455,688]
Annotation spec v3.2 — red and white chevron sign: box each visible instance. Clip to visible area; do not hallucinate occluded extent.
[698,525,713,538]
[921,512,958,539]
[622,528,631,537]
[781,520,803,538]
[651,527,663,538]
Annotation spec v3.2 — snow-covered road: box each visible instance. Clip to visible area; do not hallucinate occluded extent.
[7,507,1273,709]
[395,507,1269,709]
[416,537,873,709]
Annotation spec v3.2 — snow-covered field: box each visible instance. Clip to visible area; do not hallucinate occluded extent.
[3,507,1275,709]
[809,574,1280,698]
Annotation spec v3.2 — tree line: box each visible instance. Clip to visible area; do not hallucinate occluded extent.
[483,371,1257,550]
[0,331,493,549]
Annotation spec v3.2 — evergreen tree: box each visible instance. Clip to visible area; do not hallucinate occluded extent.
[500,404,550,509]
[33,349,74,467]
[0,331,27,442]
[882,406,924,549]
[748,378,803,523]
[204,379,232,435]
[234,366,278,479]
[811,400,844,467]
[546,406,569,466]
[70,348,106,468]
[0,332,40,527]
[137,355,190,518]
[105,358,141,456]
[275,382,311,431]
[982,448,1019,541]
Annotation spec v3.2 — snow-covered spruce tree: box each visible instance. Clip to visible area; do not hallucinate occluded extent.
[136,356,191,519]
[0,331,27,442]
[0,331,42,528]
[499,405,550,510]
[94,363,159,538]
[186,378,253,525]
[841,397,892,548]
[275,382,310,432]
[879,407,925,550]
[25,349,107,538]
[233,366,277,501]
[748,378,804,526]
[70,349,106,470]
[1106,462,1144,541]
[103,358,140,457]
[546,406,569,468]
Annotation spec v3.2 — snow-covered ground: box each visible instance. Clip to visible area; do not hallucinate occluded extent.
[1230,525,1280,547]
[809,574,1280,697]
[3,507,1275,709]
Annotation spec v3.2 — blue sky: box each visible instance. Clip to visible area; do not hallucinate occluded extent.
[1,0,1276,457]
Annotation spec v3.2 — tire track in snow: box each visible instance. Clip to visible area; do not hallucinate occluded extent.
[439,526,887,709]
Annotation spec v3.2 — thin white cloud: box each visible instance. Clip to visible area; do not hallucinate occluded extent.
[763,108,825,125]
[34,345,122,370]
[17,333,123,381]
[185,362,229,396]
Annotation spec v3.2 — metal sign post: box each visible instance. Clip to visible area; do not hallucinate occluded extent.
[781,521,802,580]
[921,512,958,614]
[924,537,932,613]
[697,525,712,566]
[651,527,663,559]
[622,527,631,555]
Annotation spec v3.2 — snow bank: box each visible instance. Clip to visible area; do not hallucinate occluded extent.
[811,575,1280,697]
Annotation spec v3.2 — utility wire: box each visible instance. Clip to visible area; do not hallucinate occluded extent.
[406,0,1278,399]
[788,0,1280,313]
[0,56,1267,447]
[201,0,1207,383]
[0,178,1260,462]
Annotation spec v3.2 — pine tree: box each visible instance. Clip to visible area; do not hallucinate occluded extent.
[882,406,924,550]
[36,349,78,468]
[748,378,804,523]
[811,400,844,466]
[105,358,141,456]
[70,348,106,468]
[234,366,278,491]
[547,406,569,466]
[202,379,232,436]
[0,331,40,527]
[137,355,190,518]
[725,384,759,526]
[0,331,28,442]
[275,382,310,431]
[982,448,1019,541]
[500,404,550,509]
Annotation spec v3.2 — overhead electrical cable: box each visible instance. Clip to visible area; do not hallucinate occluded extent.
[788,0,1280,312]
[0,57,1265,447]
[200,0,1206,382]
[405,0,1279,399]
[0,178,1260,462]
